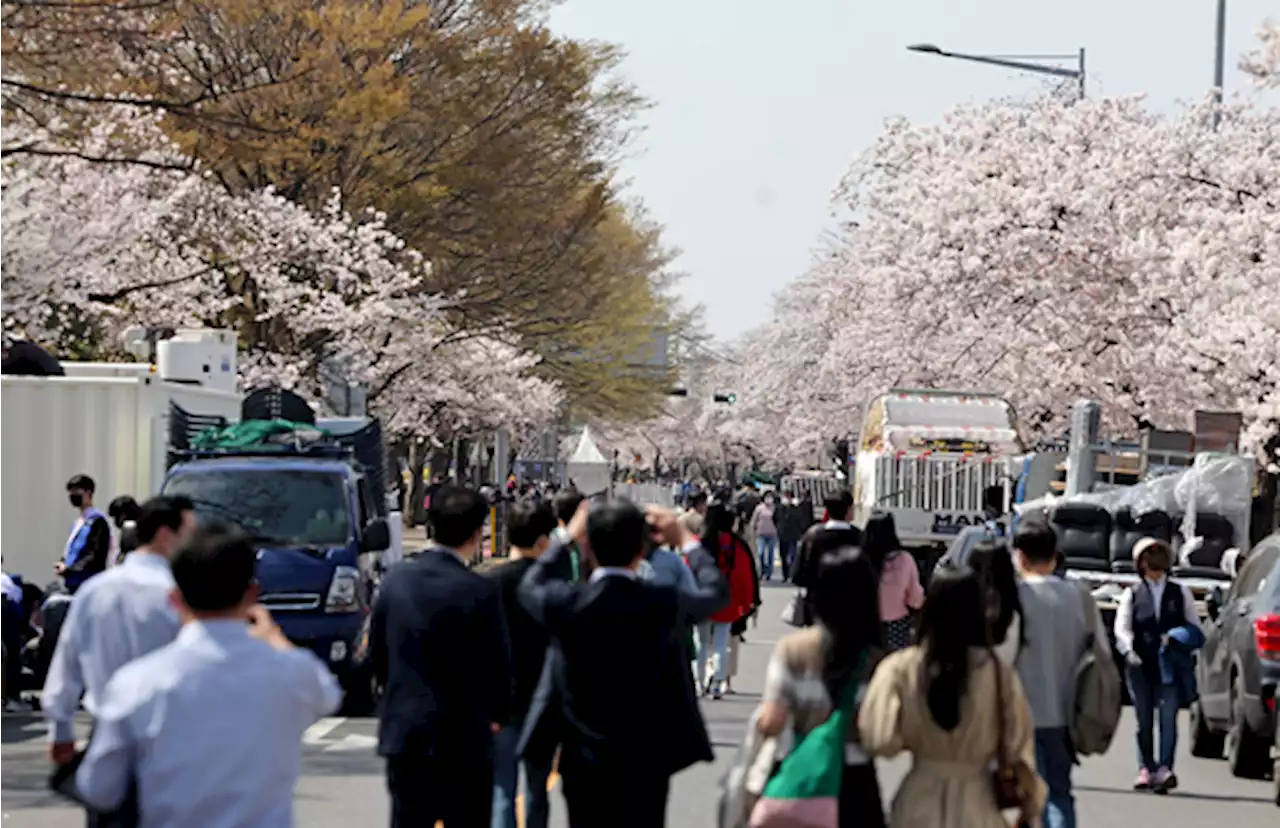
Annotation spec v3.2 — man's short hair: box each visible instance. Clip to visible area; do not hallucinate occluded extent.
[688,491,708,509]
[428,486,489,548]
[136,495,195,545]
[552,489,586,526]
[171,523,256,612]
[1013,520,1058,564]
[823,490,854,520]
[587,500,648,568]
[107,496,141,526]
[507,501,558,549]
[66,474,95,493]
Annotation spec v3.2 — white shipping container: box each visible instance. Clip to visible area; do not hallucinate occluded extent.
[1,373,240,580]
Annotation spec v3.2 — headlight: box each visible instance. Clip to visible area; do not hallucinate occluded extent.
[325,566,361,613]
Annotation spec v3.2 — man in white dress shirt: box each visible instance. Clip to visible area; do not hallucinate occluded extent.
[45,496,196,765]
[76,523,343,827]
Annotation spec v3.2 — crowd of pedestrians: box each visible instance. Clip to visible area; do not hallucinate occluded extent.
[726,504,1135,828]
[9,473,1225,828]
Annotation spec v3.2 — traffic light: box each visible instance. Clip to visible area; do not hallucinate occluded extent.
[668,387,689,397]
[713,393,737,404]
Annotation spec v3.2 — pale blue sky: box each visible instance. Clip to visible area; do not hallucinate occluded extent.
[550,0,1278,338]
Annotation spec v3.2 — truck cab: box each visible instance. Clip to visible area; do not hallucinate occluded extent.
[162,389,391,714]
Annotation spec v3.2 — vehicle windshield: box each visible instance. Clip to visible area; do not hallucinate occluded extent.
[163,468,351,547]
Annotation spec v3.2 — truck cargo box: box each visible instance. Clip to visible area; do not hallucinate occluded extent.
[1,373,240,579]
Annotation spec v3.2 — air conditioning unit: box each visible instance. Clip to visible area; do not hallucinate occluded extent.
[156,329,237,393]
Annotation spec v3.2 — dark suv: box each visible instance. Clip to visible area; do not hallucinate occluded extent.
[1189,533,1279,803]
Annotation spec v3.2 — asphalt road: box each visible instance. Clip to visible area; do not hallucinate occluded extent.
[3,580,1276,827]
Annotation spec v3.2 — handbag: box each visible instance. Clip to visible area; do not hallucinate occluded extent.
[988,648,1026,811]
[748,653,866,828]
[718,708,782,828]
[780,589,810,628]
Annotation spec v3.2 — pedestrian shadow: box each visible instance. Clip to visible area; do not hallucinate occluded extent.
[2,713,50,745]
[1073,784,1273,805]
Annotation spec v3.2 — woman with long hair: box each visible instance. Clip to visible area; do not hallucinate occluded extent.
[757,546,887,827]
[697,503,756,699]
[858,565,1046,828]
[966,541,1023,664]
[862,512,924,651]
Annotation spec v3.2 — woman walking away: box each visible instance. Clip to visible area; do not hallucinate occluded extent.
[862,512,924,651]
[756,546,887,828]
[966,541,1023,665]
[1113,538,1202,793]
[698,504,756,699]
[859,565,1046,828]
[751,493,780,581]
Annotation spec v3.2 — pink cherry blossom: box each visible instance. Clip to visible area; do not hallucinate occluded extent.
[2,111,561,439]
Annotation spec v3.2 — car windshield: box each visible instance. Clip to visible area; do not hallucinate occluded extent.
[163,468,351,547]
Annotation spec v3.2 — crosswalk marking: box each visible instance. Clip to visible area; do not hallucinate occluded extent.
[323,733,377,752]
[301,717,346,746]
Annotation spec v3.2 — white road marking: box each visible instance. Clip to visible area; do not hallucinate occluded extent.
[323,733,377,753]
[302,716,346,745]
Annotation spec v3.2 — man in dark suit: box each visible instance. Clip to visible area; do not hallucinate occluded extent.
[370,486,513,827]
[518,499,729,828]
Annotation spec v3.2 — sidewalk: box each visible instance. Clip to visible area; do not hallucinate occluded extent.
[399,523,500,559]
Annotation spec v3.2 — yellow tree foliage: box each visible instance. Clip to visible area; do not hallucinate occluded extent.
[2,0,682,422]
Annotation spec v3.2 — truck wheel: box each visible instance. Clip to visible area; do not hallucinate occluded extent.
[1225,676,1270,779]
[1188,699,1225,759]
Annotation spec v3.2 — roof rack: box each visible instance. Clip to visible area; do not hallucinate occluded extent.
[166,392,389,517]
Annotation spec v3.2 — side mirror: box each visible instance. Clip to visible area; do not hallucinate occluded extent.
[1206,586,1224,621]
[361,518,391,553]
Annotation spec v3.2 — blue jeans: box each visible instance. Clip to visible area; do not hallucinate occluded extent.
[756,535,777,579]
[1127,665,1179,772]
[491,721,554,828]
[780,540,798,580]
[1034,727,1076,828]
[695,620,732,685]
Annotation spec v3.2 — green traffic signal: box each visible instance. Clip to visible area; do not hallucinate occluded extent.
[713,393,737,404]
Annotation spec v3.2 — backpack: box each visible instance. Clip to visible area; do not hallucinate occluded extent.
[1070,584,1122,756]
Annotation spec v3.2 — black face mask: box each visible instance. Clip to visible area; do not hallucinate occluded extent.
[69,493,84,509]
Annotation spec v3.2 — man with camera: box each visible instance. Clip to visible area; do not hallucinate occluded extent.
[517,499,729,828]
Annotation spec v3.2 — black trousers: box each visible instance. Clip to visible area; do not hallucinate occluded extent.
[839,763,886,828]
[562,765,670,828]
[385,752,492,828]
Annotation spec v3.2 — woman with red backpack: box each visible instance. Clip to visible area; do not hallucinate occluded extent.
[695,503,757,699]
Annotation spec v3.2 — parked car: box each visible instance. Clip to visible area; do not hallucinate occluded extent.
[1189,533,1279,798]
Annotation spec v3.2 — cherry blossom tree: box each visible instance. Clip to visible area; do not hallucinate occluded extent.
[2,112,560,439]
[699,25,1280,466]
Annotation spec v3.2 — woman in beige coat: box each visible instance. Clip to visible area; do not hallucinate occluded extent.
[858,565,1046,828]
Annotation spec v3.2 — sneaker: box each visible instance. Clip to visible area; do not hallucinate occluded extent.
[711,682,724,700]
[1152,767,1177,793]
[1133,768,1151,790]
[3,699,32,714]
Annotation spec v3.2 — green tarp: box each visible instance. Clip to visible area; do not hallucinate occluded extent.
[190,419,329,451]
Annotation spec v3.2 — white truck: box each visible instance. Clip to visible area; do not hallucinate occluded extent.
[1,330,242,580]
[853,388,1024,548]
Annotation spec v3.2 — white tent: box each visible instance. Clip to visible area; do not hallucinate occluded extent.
[567,427,610,495]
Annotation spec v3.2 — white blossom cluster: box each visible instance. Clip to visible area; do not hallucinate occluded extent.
[618,24,1280,471]
[1,110,562,439]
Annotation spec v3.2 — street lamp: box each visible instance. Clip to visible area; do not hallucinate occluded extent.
[907,43,1086,101]
[1212,0,1226,129]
